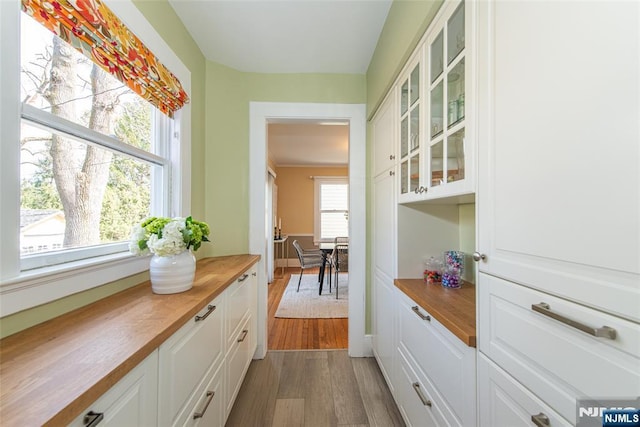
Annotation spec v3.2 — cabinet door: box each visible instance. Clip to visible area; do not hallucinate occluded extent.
[478,354,571,427]
[158,297,224,425]
[373,89,397,177]
[372,273,397,391]
[70,352,158,427]
[373,170,396,280]
[477,1,640,321]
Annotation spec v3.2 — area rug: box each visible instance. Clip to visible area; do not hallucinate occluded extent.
[275,273,348,318]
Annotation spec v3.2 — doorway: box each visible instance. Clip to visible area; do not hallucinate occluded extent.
[249,102,367,358]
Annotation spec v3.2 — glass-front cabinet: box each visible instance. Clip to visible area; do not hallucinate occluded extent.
[395,0,474,204]
[426,0,473,199]
[398,55,422,200]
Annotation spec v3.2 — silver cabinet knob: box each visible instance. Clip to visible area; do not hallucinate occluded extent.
[472,252,486,262]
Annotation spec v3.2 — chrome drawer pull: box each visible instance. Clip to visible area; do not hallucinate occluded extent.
[531,412,550,427]
[238,273,249,282]
[412,382,432,407]
[193,391,215,419]
[83,411,104,427]
[531,303,617,339]
[195,305,216,322]
[412,306,431,322]
[237,329,249,343]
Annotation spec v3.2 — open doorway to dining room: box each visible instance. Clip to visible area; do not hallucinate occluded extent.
[267,121,350,350]
[249,102,367,358]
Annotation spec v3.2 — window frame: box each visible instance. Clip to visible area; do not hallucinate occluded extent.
[313,176,349,244]
[0,0,192,316]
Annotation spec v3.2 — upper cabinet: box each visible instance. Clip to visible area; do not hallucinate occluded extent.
[398,55,423,199]
[397,0,475,204]
[372,88,398,178]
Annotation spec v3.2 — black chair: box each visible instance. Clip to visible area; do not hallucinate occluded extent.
[292,240,324,292]
[328,237,348,298]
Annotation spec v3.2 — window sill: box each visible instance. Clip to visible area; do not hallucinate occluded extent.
[0,253,149,316]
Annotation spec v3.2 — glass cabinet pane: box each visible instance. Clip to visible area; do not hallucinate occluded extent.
[410,154,420,191]
[401,160,409,194]
[447,59,465,127]
[447,2,465,64]
[430,141,443,187]
[410,64,420,106]
[447,129,465,183]
[401,80,409,116]
[410,106,420,152]
[430,31,444,83]
[401,117,409,158]
[430,81,443,138]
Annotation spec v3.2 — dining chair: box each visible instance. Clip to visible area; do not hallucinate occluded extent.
[328,237,349,298]
[292,240,325,292]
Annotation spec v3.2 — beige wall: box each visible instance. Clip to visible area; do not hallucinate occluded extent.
[275,166,348,236]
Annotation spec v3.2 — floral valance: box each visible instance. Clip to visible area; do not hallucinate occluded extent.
[21,0,189,117]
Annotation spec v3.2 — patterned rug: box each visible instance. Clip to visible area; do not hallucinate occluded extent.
[274,273,348,318]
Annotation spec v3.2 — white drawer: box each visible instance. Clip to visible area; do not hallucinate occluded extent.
[478,353,571,427]
[158,296,224,425]
[479,273,640,424]
[396,346,448,427]
[180,362,225,427]
[397,290,477,426]
[225,315,253,417]
[226,271,253,348]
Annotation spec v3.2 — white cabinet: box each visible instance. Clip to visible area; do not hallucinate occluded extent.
[372,88,397,178]
[396,290,476,427]
[224,268,257,418]
[398,53,424,202]
[476,0,640,322]
[479,273,640,425]
[372,154,398,391]
[158,296,225,426]
[71,352,158,427]
[478,354,571,427]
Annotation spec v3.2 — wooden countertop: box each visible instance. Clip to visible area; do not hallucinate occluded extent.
[394,278,476,347]
[0,254,260,427]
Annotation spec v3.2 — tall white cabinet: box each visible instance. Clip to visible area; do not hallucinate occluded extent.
[476,1,640,425]
[371,88,398,391]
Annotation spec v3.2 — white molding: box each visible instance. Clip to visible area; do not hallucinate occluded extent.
[250,102,367,358]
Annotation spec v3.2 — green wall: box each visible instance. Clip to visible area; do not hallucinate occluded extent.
[203,62,366,257]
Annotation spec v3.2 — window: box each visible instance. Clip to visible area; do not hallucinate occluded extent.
[0,0,191,316]
[314,177,349,243]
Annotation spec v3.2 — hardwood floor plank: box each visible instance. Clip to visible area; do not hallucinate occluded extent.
[352,358,405,427]
[277,351,307,399]
[328,351,369,425]
[272,398,305,427]
[226,351,284,426]
[303,358,338,427]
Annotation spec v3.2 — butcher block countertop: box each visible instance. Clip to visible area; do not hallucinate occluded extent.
[0,254,260,427]
[394,278,476,347]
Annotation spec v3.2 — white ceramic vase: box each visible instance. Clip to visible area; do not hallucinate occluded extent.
[149,250,196,294]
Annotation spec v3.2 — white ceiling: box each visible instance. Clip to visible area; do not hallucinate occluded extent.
[168,0,390,165]
[268,123,349,166]
[168,0,392,74]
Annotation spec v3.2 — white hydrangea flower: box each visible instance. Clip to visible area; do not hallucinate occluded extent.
[147,219,187,256]
[128,225,150,256]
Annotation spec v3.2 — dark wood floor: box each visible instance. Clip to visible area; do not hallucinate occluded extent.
[268,268,348,350]
[226,350,405,427]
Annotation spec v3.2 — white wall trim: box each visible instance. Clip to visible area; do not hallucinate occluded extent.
[250,102,369,358]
